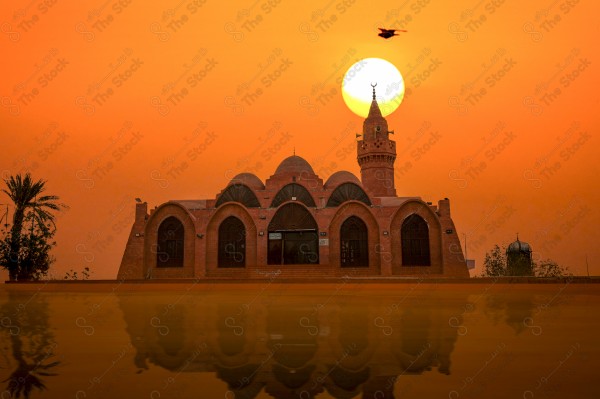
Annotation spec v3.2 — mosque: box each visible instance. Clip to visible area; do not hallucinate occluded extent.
[117,87,469,279]
[116,289,467,398]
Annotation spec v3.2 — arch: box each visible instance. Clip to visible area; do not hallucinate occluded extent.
[327,300,379,371]
[156,216,184,267]
[389,308,436,373]
[270,183,316,208]
[216,184,260,208]
[340,216,369,267]
[218,216,246,268]
[326,183,371,207]
[267,203,319,265]
[329,202,380,272]
[206,203,257,273]
[401,214,431,266]
[390,200,442,273]
[273,364,315,390]
[143,202,196,278]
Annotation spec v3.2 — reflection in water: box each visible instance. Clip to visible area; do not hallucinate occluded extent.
[0,292,59,398]
[117,289,467,399]
[0,283,595,398]
[484,292,535,335]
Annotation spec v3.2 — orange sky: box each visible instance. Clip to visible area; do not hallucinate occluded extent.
[1,1,598,279]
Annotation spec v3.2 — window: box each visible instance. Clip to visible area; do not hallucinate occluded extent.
[267,203,319,265]
[401,214,430,266]
[326,183,371,207]
[270,183,316,208]
[218,216,246,268]
[157,216,184,267]
[216,184,260,208]
[340,216,368,267]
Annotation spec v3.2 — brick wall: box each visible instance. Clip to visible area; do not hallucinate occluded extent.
[118,187,469,279]
[389,199,444,276]
[143,203,196,279]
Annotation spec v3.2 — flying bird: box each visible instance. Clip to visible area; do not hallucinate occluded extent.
[378,28,407,39]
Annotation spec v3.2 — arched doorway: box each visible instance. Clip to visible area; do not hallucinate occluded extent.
[340,216,368,267]
[218,216,246,268]
[156,216,184,267]
[401,214,431,266]
[268,203,319,265]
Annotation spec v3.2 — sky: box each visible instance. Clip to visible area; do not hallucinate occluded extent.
[0,0,598,279]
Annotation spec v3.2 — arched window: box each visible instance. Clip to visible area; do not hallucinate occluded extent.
[340,216,369,267]
[270,183,316,208]
[218,216,246,268]
[268,203,319,265]
[157,216,184,267]
[216,184,260,208]
[401,214,430,266]
[326,183,371,207]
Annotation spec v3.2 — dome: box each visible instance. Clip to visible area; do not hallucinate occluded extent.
[324,171,361,189]
[274,155,315,176]
[507,238,532,254]
[229,173,265,190]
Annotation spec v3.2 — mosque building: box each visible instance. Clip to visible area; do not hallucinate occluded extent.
[117,87,469,279]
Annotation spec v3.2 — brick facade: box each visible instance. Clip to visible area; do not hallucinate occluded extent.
[117,95,469,280]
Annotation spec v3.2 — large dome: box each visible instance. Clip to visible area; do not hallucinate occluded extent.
[274,155,315,176]
[324,171,361,189]
[228,173,265,190]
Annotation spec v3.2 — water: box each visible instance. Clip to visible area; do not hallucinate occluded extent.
[0,280,598,398]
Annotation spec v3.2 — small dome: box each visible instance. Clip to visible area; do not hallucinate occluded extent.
[324,171,361,189]
[507,238,532,254]
[229,173,265,190]
[274,155,315,176]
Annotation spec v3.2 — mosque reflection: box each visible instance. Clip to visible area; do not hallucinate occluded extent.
[0,285,552,398]
[117,288,473,398]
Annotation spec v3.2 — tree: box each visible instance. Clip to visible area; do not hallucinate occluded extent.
[0,221,56,281]
[533,259,572,277]
[1,173,67,281]
[1,291,60,398]
[481,244,507,277]
[480,244,571,277]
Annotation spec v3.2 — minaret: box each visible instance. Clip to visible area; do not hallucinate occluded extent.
[357,84,397,197]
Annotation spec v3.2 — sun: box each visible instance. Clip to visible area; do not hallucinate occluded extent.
[341,58,405,117]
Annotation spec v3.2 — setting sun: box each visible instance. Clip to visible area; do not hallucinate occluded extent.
[341,57,405,117]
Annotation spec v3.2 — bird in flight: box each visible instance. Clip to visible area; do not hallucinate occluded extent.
[378,28,407,39]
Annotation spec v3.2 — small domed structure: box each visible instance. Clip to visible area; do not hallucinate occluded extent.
[229,172,265,190]
[274,155,315,176]
[506,235,533,276]
[324,171,361,189]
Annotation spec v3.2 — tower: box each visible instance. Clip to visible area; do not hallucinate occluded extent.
[506,235,533,276]
[357,84,397,197]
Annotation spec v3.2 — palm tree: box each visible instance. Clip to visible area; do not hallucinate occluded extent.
[3,333,60,398]
[1,173,67,281]
[2,291,60,398]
